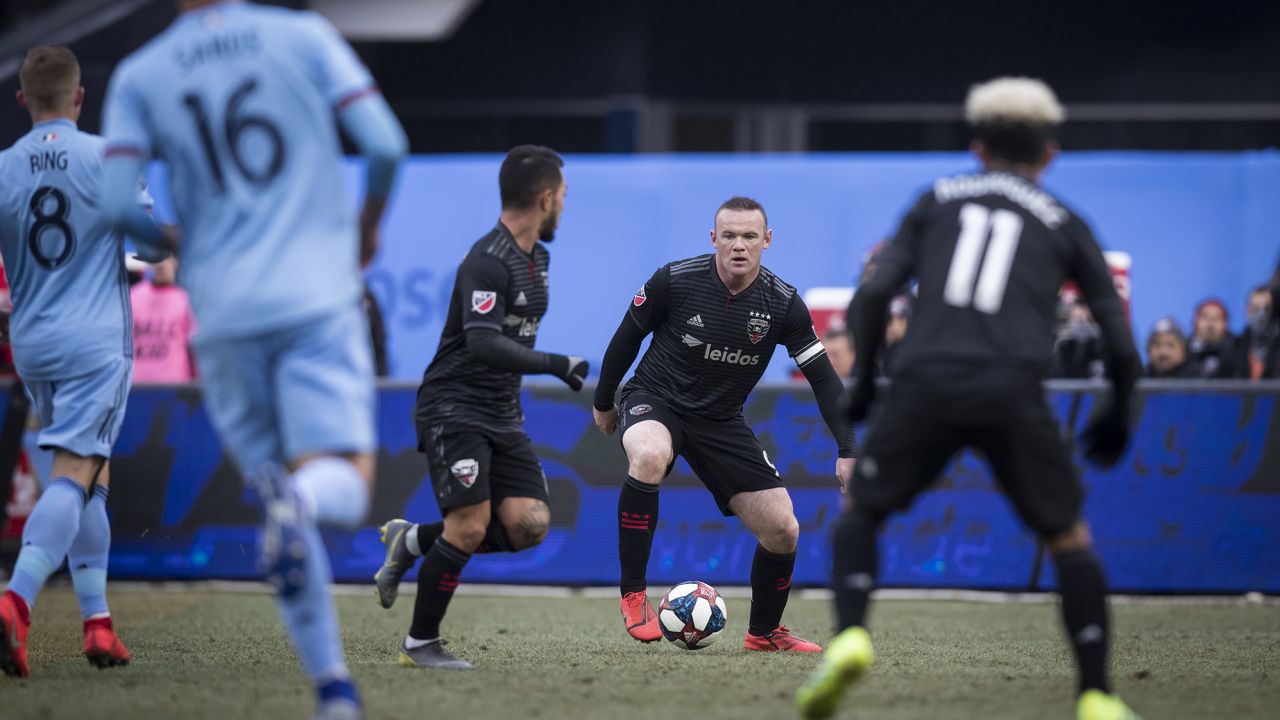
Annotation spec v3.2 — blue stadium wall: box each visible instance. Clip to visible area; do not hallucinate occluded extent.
[143,152,1280,380]
[33,382,1280,594]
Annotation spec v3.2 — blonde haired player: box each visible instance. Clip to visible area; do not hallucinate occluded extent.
[797,77,1143,720]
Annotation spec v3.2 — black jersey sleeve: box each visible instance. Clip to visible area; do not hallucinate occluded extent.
[627,264,672,332]
[783,296,857,458]
[464,327,557,374]
[1065,216,1141,401]
[848,193,929,386]
[593,265,671,411]
[456,255,509,332]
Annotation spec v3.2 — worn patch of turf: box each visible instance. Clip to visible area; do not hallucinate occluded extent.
[2,588,1276,719]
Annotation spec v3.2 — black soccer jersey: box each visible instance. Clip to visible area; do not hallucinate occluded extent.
[416,223,550,431]
[618,255,827,419]
[867,171,1124,381]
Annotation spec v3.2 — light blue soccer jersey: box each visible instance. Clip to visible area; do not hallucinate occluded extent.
[102,1,376,339]
[0,120,144,380]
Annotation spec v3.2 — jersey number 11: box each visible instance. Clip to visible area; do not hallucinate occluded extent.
[943,203,1024,314]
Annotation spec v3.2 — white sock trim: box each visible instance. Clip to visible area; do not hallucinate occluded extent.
[405,525,422,556]
[404,635,438,650]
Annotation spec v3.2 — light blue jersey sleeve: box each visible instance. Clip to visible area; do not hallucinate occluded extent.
[101,65,166,250]
[305,13,406,199]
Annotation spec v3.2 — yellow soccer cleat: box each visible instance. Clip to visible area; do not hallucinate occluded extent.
[795,626,874,720]
[1077,689,1142,720]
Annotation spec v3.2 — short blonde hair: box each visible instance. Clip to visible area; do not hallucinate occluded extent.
[20,45,81,114]
[965,76,1065,126]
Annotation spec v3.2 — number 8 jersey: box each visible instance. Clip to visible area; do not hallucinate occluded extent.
[102,3,375,340]
[0,120,149,380]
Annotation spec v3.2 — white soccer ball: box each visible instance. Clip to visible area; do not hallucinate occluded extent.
[658,580,728,650]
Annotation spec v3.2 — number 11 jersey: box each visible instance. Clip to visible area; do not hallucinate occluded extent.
[876,170,1120,382]
[103,2,376,340]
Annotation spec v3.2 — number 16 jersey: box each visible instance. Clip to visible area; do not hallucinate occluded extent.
[103,2,376,340]
[0,120,144,380]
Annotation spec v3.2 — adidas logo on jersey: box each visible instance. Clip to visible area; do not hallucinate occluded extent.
[514,291,528,306]
[686,315,704,328]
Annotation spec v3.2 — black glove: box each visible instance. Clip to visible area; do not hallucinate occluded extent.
[549,354,589,392]
[1078,400,1131,468]
[843,377,876,424]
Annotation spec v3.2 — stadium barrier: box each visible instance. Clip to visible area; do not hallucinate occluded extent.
[7,380,1277,593]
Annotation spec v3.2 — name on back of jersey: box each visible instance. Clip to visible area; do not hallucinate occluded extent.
[29,151,68,174]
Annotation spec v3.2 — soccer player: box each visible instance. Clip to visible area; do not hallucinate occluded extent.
[99,1,407,716]
[592,196,856,653]
[795,78,1143,720]
[0,45,152,678]
[372,145,587,671]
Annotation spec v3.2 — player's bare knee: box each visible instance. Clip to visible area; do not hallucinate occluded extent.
[1045,521,1093,556]
[626,448,669,486]
[443,504,491,552]
[762,514,800,554]
[508,500,551,550]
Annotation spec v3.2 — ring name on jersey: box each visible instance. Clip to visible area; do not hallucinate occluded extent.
[29,151,68,174]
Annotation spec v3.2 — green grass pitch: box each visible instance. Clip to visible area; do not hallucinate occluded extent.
[2,587,1277,719]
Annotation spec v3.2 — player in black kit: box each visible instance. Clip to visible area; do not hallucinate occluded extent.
[371,146,588,670]
[796,78,1144,720]
[593,196,856,653]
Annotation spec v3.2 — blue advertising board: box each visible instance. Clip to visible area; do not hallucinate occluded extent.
[96,382,1280,593]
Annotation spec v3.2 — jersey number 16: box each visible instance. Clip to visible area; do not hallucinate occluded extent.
[182,78,285,194]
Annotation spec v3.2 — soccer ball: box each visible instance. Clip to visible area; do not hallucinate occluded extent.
[658,581,728,650]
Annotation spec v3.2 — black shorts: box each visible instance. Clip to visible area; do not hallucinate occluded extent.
[417,422,550,513]
[851,378,1083,537]
[619,392,784,516]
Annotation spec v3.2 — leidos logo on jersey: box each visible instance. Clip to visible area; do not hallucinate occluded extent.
[703,345,760,366]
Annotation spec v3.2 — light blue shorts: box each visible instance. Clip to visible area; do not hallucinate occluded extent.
[25,355,132,459]
[192,305,377,471]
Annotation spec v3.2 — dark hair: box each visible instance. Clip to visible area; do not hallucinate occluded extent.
[973,121,1053,165]
[1249,284,1271,297]
[715,196,768,227]
[499,145,564,209]
[19,45,80,113]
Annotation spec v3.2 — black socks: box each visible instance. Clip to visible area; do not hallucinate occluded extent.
[410,537,471,640]
[618,475,659,595]
[748,544,797,636]
[1055,549,1111,693]
[831,507,881,631]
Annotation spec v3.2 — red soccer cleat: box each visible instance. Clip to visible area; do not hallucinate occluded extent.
[0,590,31,678]
[83,616,130,669]
[743,625,823,653]
[620,591,663,643]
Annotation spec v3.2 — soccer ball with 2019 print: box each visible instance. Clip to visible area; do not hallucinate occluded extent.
[658,580,728,649]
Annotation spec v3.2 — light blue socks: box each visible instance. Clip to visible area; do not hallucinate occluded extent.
[8,477,86,608]
[67,485,112,619]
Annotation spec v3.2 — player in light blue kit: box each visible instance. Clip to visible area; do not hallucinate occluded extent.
[100,2,407,717]
[0,46,158,679]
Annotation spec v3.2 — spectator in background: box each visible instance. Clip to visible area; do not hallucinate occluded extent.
[1187,298,1242,378]
[876,294,912,377]
[1050,300,1106,379]
[363,284,389,377]
[1144,318,1196,378]
[1240,285,1280,380]
[822,328,854,379]
[130,256,197,383]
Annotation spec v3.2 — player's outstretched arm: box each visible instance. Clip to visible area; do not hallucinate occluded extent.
[337,94,408,266]
[1070,220,1142,467]
[591,266,670,434]
[786,297,858,462]
[101,155,171,253]
[464,328,588,390]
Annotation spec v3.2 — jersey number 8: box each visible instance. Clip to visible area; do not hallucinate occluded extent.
[182,77,285,193]
[28,186,76,269]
